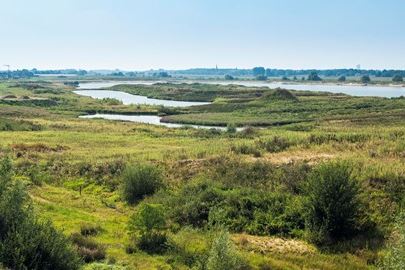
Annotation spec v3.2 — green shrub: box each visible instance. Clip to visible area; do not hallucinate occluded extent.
[169,179,305,237]
[230,144,261,157]
[305,161,362,244]
[378,210,405,269]
[209,190,305,236]
[0,158,81,270]
[128,203,168,254]
[257,136,290,153]
[137,232,168,254]
[121,164,163,204]
[168,179,224,227]
[206,230,247,270]
[226,123,237,133]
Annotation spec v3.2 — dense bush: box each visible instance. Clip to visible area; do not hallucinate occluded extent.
[128,203,168,254]
[168,179,224,228]
[121,164,163,204]
[0,158,81,270]
[305,161,362,244]
[168,179,305,236]
[209,189,305,236]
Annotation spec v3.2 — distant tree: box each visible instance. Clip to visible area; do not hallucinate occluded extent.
[224,74,234,80]
[338,76,346,82]
[393,75,403,82]
[153,71,171,78]
[361,75,371,83]
[265,68,273,77]
[77,70,87,76]
[252,67,265,77]
[111,72,124,76]
[282,76,289,81]
[293,76,297,80]
[307,72,322,81]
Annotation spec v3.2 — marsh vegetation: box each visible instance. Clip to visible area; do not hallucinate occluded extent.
[0,79,404,269]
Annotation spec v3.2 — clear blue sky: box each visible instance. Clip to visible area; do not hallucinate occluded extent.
[1,0,405,70]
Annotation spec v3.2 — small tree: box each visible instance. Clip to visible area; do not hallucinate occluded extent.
[252,67,265,77]
[361,75,371,83]
[128,203,167,254]
[307,72,322,81]
[305,161,361,244]
[121,164,163,204]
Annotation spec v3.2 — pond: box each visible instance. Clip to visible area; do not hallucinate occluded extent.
[79,114,242,131]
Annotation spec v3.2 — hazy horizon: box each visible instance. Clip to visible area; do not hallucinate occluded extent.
[1,0,405,70]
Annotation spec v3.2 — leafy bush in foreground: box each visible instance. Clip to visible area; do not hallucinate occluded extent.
[0,157,81,270]
[121,164,163,204]
[305,161,362,244]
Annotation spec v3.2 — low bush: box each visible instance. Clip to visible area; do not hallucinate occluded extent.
[80,223,103,236]
[206,230,247,270]
[257,136,291,153]
[71,233,106,263]
[137,232,168,254]
[121,164,163,204]
[231,144,261,157]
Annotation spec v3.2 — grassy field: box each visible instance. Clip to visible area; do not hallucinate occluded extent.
[0,79,404,269]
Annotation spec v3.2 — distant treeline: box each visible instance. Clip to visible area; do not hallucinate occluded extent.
[32,69,88,75]
[0,69,34,79]
[171,67,405,78]
[2,67,405,79]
